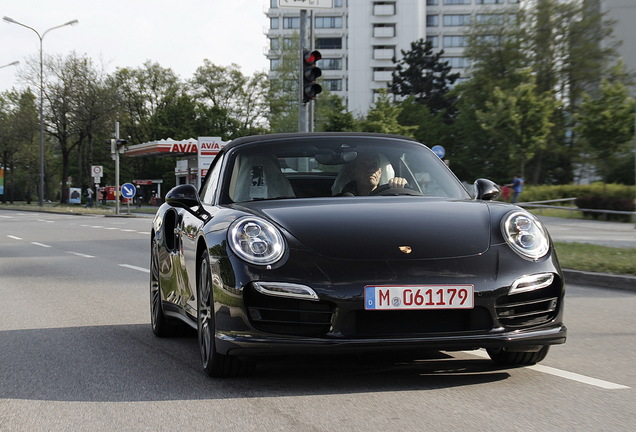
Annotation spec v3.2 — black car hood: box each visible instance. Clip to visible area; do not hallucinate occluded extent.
[247,198,492,260]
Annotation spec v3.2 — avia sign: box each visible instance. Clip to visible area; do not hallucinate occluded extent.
[197,137,226,188]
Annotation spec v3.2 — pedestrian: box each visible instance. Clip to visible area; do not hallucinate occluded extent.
[507,175,524,203]
[85,186,94,208]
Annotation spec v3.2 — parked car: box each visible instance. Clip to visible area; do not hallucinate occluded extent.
[150,132,566,377]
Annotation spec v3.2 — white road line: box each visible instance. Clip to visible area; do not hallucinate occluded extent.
[119,264,150,273]
[463,350,630,390]
[30,242,52,248]
[0,215,13,218]
[37,219,54,223]
[7,235,22,240]
[66,251,95,258]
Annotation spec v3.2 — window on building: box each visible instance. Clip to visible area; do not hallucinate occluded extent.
[478,0,503,4]
[315,16,343,28]
[316,37,343,49]
[443,0,471,5]
[283,17,300,29]
[427,15,439,27]
[270,58,281,71]
[444,56,471,68]
[443,14,471,26]
[443,35,467,48]
[271,17,280,29]
[475,14,505,24]
[270,38,280,50]
[317,58,343,70]
[324,79,343,91]
[427,0,439,5]
[334,0,343,6]
[427,35,439,48]
[283,38,296,48]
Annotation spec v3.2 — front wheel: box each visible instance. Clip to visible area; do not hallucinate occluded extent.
[198,251,254,378]
[487,346,550,366]
[150,238,171,337]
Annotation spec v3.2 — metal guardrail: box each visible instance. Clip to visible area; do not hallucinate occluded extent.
[516,197,636,219]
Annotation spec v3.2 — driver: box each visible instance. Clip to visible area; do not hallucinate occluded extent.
[340,152,407,195]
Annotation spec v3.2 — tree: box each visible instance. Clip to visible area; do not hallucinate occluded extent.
[358,91,416,137]
[476,72,560,179]
[389,38,460,120]
[314,93,356,132]
[190,61,269,136]
[574,78,634,184]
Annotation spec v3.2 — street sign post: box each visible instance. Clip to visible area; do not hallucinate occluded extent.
[121,182,136,215]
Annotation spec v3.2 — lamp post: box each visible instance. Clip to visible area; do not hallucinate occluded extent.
[3,16,78,207]
[0,61,20,70]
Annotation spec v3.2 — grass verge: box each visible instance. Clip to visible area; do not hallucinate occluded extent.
[554,242,636,276]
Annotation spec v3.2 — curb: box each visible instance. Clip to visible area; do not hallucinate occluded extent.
[563,269,636,293]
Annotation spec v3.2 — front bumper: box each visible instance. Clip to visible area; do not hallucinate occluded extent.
[216,324,567,356]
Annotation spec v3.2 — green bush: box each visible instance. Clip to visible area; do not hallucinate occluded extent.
[511,183,635,204]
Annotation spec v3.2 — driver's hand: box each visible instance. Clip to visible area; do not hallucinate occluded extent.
[388,177,408,188]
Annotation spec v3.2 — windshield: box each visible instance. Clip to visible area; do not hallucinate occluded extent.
[221,136,470,203]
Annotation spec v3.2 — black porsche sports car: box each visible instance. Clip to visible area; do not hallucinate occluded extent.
[150,132,566,377]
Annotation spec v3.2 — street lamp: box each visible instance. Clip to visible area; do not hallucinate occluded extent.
[3,16,78,207]
[0,60,20,69]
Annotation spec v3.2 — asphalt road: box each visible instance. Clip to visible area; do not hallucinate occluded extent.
[0,209,634,432]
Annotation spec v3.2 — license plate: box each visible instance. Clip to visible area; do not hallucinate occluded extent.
[365,285,474,310]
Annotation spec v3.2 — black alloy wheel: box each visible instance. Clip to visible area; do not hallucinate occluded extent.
[197,251,253,378]
[150,238,170,337]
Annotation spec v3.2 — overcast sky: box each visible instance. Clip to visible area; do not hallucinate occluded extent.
[1,0,270,90]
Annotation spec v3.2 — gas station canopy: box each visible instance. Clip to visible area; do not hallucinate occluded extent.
[125,138,199,157]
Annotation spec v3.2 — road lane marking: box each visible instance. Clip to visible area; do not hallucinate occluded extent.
[66,251,95,258]
[7,235,22,240]
[119,264,149,273]
[0,215,13,219]
[463,350,630,390]
[529,364,630,390]
[30,242,52,248]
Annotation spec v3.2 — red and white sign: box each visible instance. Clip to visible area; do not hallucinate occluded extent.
[197,136,226,188]
[365,285,474,310]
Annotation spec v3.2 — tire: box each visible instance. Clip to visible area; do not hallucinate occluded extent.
[487,346,550,366]
[150,237,171,337]
[198,251,254,378]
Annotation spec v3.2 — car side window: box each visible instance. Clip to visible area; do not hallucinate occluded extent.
[200,154,224,205]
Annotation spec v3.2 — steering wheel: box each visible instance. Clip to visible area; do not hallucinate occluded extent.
[370,184,422,196]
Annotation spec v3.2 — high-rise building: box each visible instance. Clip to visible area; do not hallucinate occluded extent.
[265,0,520,116]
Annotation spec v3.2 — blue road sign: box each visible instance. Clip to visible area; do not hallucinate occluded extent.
[431,145,446,159]
[121,182,136,199]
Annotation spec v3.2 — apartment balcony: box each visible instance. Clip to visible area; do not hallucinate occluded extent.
[373,4,396,16]
[373,26,395,38]
[373,48,395,60]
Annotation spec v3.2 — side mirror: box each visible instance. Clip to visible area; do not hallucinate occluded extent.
[165,184,201,208]
[474,178,501,201]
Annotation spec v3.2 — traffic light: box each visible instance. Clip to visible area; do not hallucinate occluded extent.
[302,50,322,103]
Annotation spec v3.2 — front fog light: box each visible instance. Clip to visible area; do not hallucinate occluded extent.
[510,273,554,295]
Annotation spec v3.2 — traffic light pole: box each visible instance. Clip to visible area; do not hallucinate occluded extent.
[114,121,120,215]
[298,8,308,133]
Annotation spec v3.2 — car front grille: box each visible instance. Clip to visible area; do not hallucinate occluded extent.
[495,284,561,328]
[343,307,493,337]
[244,287,334,336]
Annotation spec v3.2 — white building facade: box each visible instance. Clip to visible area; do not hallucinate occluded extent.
[265,0,520,116]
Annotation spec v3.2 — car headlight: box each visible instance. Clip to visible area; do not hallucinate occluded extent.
[501,211,550,260]
[229,216,286,265]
